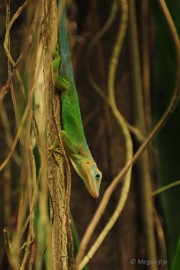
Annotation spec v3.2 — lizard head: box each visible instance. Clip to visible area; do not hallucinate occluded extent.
[71,157,102,198]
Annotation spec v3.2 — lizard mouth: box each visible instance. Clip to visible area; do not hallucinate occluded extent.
[83,170,101,199]
[84,181,99,198]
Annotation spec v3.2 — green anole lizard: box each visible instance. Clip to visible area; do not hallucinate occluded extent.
[53,2,102,198]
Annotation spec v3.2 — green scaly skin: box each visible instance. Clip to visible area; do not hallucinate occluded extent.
[52,3,102,198]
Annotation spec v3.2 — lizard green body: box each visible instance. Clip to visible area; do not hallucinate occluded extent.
[53,2,102,198]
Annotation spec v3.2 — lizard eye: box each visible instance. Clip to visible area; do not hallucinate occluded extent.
[95,171,102,181]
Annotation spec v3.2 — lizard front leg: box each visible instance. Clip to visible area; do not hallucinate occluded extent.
[52,50,70,92]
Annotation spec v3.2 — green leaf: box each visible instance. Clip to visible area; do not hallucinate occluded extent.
[172,237,180,270]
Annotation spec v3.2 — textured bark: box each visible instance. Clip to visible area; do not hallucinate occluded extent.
[44,1,70,269]
[47,87,68,270]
